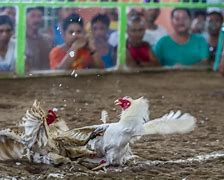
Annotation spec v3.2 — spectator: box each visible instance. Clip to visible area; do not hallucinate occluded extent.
[126,15,159,68]
[50,7,74,46]
[0,7,16,26]
[154,8,209,67]
[0,15,15,72]
[206,8,223,65]
[127,8,143,19]
[101,8,118,33]
[143,8,167,47]
[25,7,52,71]
[49,13,104,70]
[191,10,207,34]
[90,14,116,68]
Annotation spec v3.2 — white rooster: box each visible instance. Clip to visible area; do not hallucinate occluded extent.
[62,96,196,169]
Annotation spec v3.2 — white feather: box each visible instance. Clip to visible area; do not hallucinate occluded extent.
[144,111,196,135]
[100,110,108,124]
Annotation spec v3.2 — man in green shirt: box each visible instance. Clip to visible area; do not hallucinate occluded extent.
[154,8,209,67]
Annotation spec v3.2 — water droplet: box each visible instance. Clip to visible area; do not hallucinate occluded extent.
[52,108,58,112]
[71,69,75,76]
[75,73,78,78]
[59,84,62,87]
[16,162,21,166]
[76,89,80,93]
[69,51,75,58]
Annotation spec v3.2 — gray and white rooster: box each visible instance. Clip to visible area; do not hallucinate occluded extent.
[0,100,96,165]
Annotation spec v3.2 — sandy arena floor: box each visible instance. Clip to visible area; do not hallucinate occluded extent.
[0,70,224,179]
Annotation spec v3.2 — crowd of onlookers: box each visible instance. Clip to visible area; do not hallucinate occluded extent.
[0,6,224,76]
[126,7,224,72]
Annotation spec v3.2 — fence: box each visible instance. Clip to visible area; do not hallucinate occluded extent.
[0,0,224,76]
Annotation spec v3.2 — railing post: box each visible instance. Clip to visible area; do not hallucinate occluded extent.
[118,4,127,69]
[213,24,224,71]
[16,4,26,75]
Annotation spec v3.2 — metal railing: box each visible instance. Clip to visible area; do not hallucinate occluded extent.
[0,0,223,75]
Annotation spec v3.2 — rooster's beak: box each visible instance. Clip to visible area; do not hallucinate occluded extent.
[114,99,121,106]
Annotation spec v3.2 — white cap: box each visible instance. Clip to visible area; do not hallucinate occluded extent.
[207,7,222,14]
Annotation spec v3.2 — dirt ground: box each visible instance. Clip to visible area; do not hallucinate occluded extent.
[0,70,224,179]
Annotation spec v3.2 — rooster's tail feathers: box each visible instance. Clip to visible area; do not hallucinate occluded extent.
[20,100,49,148]
[144,111,196,135]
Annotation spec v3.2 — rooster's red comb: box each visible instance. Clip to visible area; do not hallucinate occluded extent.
[46,109,57,125]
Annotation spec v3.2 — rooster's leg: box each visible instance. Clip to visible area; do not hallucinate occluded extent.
[91,162,107,171]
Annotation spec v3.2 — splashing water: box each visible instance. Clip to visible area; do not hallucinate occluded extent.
[52,108,58,112]
[71,69,75,76]
[71,70,78,78]
[69,51,75,58]
[16,162,21,166]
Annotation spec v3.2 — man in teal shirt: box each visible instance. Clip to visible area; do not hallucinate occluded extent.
[154,8,209,67]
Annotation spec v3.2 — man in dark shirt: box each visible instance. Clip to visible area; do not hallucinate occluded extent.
[25,7,52,72]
